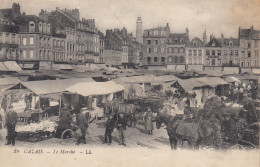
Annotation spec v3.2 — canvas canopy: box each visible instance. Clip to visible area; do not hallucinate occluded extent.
[177,77,229,91]
[20,78,94,96]
[3,61,22,71]
[65,81,125,96]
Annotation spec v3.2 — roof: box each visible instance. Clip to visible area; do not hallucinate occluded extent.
[11,15,48,25]
[0,77,20,86]
[188,37,204,47]
[239,27,260,39]
[225,76,241,83]
[176,77,229,91]
[20,78,94,95]
[131,75,156,83]
[65,81,125,96]
[168,33,189,44]
[52,64,73,70]
[0,61,22,72]
[3,61,22,71]
[205,37,222,47]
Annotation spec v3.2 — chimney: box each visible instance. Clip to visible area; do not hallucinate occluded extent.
[186,28,189,40]
[251,25,254,31]
[203,30,207,45]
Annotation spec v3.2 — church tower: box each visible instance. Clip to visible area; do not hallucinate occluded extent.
[136,17,143,44]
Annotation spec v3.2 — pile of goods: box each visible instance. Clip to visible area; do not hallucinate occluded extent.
[16,119,58,142]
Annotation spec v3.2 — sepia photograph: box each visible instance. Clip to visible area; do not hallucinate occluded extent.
[0,0,259,166]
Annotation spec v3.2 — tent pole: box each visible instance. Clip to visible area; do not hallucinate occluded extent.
[39,95,41,121]
[59,93,62,116]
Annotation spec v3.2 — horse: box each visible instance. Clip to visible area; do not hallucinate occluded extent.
[118,103,136,128]
[155,112,222,150]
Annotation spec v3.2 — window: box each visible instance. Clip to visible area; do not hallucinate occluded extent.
[161,40,165,45]
[193,43,197,46]
[217,50,221,56]
[18,37,20,45]
[189,50,192,56]
[29,37,34,45]
[206,50,210,56]
[248,51,251,58]
[147,31,150,36]
[193,50,197,56]
[22,50,26,59]
[224,50,227,55]
[47,24,51,34]
[241,51,245,58]
[38,22,42,33]
[154,47,157,53]
[248,42,251,48]
[247,61,251,67]
[212,59,215,65]
[241,41,245,48]
[161,57,165,63]
[198,58,202,64]
[189,58,192,64]
[174,48,178,53]
[229,42,233,46]
[168,48,172,53]
[43,23,47,33]
[198,50,202,56]
[180,48,184,53]
[147,40,151,44]
[155,40,158,45]
[217,59,221,65]
[30,50,34,59]
[255,60,259,67]
[255,50,259,58]
[23,37,27,45]
[229,50,233,56]
[29,21,35,32]
[193,58,197,64]
[147,48,152,53]
[235,50,238,56]
[161,48,164,53]
[255,41,259,48]
[212,50,215,56]
[206,59,210,65]
[147,57,151,63]
[154,57,158,62]
[168,56,173,63]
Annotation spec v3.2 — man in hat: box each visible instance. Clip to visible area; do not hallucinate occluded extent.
[5,105,18,146]
[103,115,115,145]
[222,112,238,144]
[117,113,126,146]
[76,110,90,145]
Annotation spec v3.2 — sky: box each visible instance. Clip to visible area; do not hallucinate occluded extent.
[1,0,260,40]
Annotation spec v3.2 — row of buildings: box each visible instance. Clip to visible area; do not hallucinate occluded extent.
[142,23,260,69]
[0,3,259,69]
[0,3,141,69]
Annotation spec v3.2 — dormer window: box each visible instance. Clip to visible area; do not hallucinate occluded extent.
[29,21,35,32]
[47,24,51,34]
[43,23,47,33]
[229,41,233,47]
[193,43,197,46]
[180,38,184,43]
[38,22,42,33]
[175,38,178,43]
[212,42,215,47]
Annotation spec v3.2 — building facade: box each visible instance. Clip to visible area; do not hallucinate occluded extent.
[166,29,189,65]
[104,29,123,66]
[0,24,19,61]
[186,37,205,65]
[12,15,52,64]
[239,26,260,68]
[142,23,170,66]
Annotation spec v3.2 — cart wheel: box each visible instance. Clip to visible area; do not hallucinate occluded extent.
[60,129,76,145]
[61,129,75,139]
